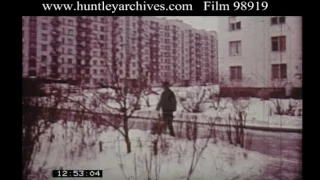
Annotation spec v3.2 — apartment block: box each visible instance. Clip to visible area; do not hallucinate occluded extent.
[218,16,302,96]
[22,16,218,87]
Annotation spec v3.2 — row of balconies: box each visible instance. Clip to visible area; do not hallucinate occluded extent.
[75,26,93,34]
[76,45,92,52]
[51,18,61,26]
[50,40,61,48]
[75,35,92,43]
[51,30,61,37]
[76,54,91,61]
[76,17,92,24]
[50,51,61,57]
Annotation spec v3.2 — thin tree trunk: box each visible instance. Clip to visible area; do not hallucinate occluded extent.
[123,118,131,153]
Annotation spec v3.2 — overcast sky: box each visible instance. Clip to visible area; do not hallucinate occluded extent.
[157,16,218,32]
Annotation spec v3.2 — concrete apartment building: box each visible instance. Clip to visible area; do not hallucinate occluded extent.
[22,16,218,87]
[218,16,302,97]
[143,17,218,86]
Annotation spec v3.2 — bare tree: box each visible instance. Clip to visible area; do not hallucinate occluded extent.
[218,76,251,148]
[22,79,103,180]
[87,16,151,153]
[184,115,216,180]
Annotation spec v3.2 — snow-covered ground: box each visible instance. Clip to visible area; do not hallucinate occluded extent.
[31,120,275,180]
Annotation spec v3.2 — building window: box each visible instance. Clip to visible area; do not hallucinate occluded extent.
[30,43,36,49]
[271,36,286,52]
[42,34,48,41]
[230,66,242,81]
[93,60,97,65]
[68,68,73,74]
[229,41,241,56]
[68,29,73,35]
[93,69,97,74]
[30,32,36,39]
[100,70,104,74]
[29,59,36,68]
[271,16,286,25]
[28,70,37,77]
[42,23,48,30]
[41,67,47,74]
[42,45,47,51]
[41,55,47,62]
[68,58,72,64]
[272,64,287,80]
[68,49,73,54]
[229,17,241,31]
[132,70,136,75]
[68,39,73,45]
[68,19,73,26]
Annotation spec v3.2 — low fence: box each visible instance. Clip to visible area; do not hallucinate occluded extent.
[26,106,302,133]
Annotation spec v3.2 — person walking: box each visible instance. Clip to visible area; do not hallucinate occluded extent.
[156,81,177,137]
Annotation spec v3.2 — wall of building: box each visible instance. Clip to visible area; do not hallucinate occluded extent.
[22,16,218,87]
[218,16,302,90]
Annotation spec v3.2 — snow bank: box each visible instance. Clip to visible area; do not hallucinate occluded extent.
[31,122,275,180]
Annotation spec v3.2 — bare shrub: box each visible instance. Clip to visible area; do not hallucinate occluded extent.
[115,133,164,180]
[184,115,216,180]
[271,99,302,117]
[179,87,208,113]
[23,80,107,180]
[222,83,250,148]
[86,16,151,153]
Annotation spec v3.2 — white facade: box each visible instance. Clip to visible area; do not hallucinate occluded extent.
[218,16,302,88]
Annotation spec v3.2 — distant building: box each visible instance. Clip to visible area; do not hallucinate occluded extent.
[217,16,302,97]
[22,16,218,87]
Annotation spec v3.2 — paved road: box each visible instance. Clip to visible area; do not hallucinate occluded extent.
[251,131,302,180]
[131,119,302,180]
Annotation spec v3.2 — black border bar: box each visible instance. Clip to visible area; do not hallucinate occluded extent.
[21,0,304,15]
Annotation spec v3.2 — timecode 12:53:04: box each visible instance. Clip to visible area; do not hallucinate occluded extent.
[52,170,103,178]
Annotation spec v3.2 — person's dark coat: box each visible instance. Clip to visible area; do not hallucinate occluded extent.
[156,89,177,112]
